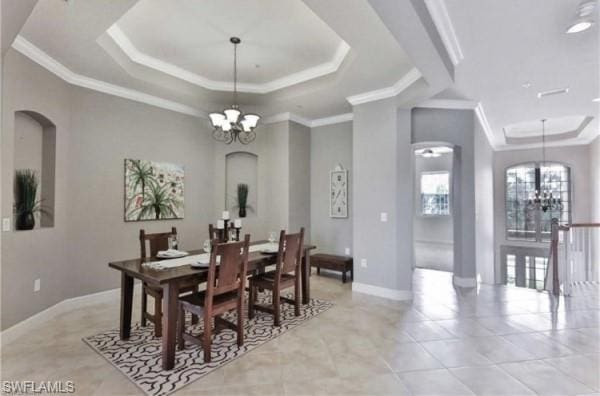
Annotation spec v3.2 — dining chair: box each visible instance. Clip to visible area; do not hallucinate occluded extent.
[248,228,304,326]
[139,227,198,337]
[177,235,250,363]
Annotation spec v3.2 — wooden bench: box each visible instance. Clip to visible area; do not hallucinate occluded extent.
[311,254,353,283]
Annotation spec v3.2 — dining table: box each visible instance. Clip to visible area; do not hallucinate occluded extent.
[108,240,316,370]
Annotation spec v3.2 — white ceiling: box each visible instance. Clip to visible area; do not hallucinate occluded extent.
[441,0,599,149]
[114,0,347,89]
[15,0,416,120]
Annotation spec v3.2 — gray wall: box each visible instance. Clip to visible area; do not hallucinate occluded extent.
[1,50,72,328]
[590,137,600,266]
[352,98,413,295]
[1,50,217,329]
[310,121,352,255]
[288,121,311,240]
[474,120,495,284]
[66,86,215,299]
[414,152,453,244]
[493,144,591,282]
[590,137,600,223]
[411,108,476,280]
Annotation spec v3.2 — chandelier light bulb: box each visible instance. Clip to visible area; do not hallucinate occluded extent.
[209,37,260,145]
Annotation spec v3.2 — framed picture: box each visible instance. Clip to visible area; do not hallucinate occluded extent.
[124,159,184,221]
[329,168,348,218]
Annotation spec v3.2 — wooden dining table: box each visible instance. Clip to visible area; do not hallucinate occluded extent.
[108,240,315,370]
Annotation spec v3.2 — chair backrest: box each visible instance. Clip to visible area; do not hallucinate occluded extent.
[275,227,304,277]
[205,235,250,302]
[140,227,177,259]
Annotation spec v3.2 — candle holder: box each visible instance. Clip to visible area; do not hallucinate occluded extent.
[234,226,241,242]
[223,219,229,242]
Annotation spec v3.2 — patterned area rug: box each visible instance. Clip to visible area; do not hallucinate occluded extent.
[83,294,332,396]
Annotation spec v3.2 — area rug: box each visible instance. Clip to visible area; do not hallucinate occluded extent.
[83,293,332,396]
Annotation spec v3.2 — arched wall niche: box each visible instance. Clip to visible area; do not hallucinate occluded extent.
[14,110,56,228]
[225,151,258,218]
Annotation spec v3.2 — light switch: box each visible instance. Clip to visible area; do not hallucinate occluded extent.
[360,258,368,268]
[380,212,388,222]
[344,247,351,256]
[34,279,41,292]
[2,218,10,232]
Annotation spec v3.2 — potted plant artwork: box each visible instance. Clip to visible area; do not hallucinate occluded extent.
[14,169,46,230]
[236,183,249,218]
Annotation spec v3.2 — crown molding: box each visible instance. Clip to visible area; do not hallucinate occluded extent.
[346,68,422,106]
[261,112,311,128]
[107,25,350,94]
[311,113,353,127]
[417,98,478,109]
[424,0,464,66]
[12,35,207,118]
[474,103,498,150]
[494,134,598,151]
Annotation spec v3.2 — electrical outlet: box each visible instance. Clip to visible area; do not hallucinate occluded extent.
[344,247,351,255]
[380,212,388,222]
[360,258,368,268]
[34,279,41,292]
[2,218,10,232]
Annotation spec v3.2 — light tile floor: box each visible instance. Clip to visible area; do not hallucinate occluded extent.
[1,269,599,395]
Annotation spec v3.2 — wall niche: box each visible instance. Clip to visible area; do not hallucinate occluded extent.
[14,110,56,229]
[225,151,258,218]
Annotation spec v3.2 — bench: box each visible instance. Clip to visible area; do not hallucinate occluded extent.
[311,254,353,283]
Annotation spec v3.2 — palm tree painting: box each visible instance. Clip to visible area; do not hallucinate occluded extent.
[124,159,184,221]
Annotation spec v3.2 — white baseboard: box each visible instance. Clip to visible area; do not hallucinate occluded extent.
[453,275,477,288]
[1,283,141,346]
[352,282,413,301]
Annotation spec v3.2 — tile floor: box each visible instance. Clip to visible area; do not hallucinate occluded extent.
[1,268,599,395]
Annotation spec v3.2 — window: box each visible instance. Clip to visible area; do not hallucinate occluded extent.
[505,162,571,242]
[421,172,450,215]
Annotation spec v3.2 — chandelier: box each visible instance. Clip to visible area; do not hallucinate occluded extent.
[527,119,562,212]
[209,37,260,145]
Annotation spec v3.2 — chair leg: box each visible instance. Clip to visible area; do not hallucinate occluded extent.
[294,278,301,317]
[177,304,185,350]
[154,295,162,337]
[342,271,347,283]
[273,288,281,327]
[317,266,320,275]
[141,287,148,327]
[203,316,212,363]
[351,267,354,282]
[248,283,255,320]
[237,299,244,347]
[191,285,199,325]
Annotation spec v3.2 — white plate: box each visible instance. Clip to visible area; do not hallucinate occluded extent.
[157,250,188,259]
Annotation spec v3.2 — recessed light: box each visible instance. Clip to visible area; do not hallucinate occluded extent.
[537,87,569,98]
[566,1,595,34]
[567,19,594,33]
